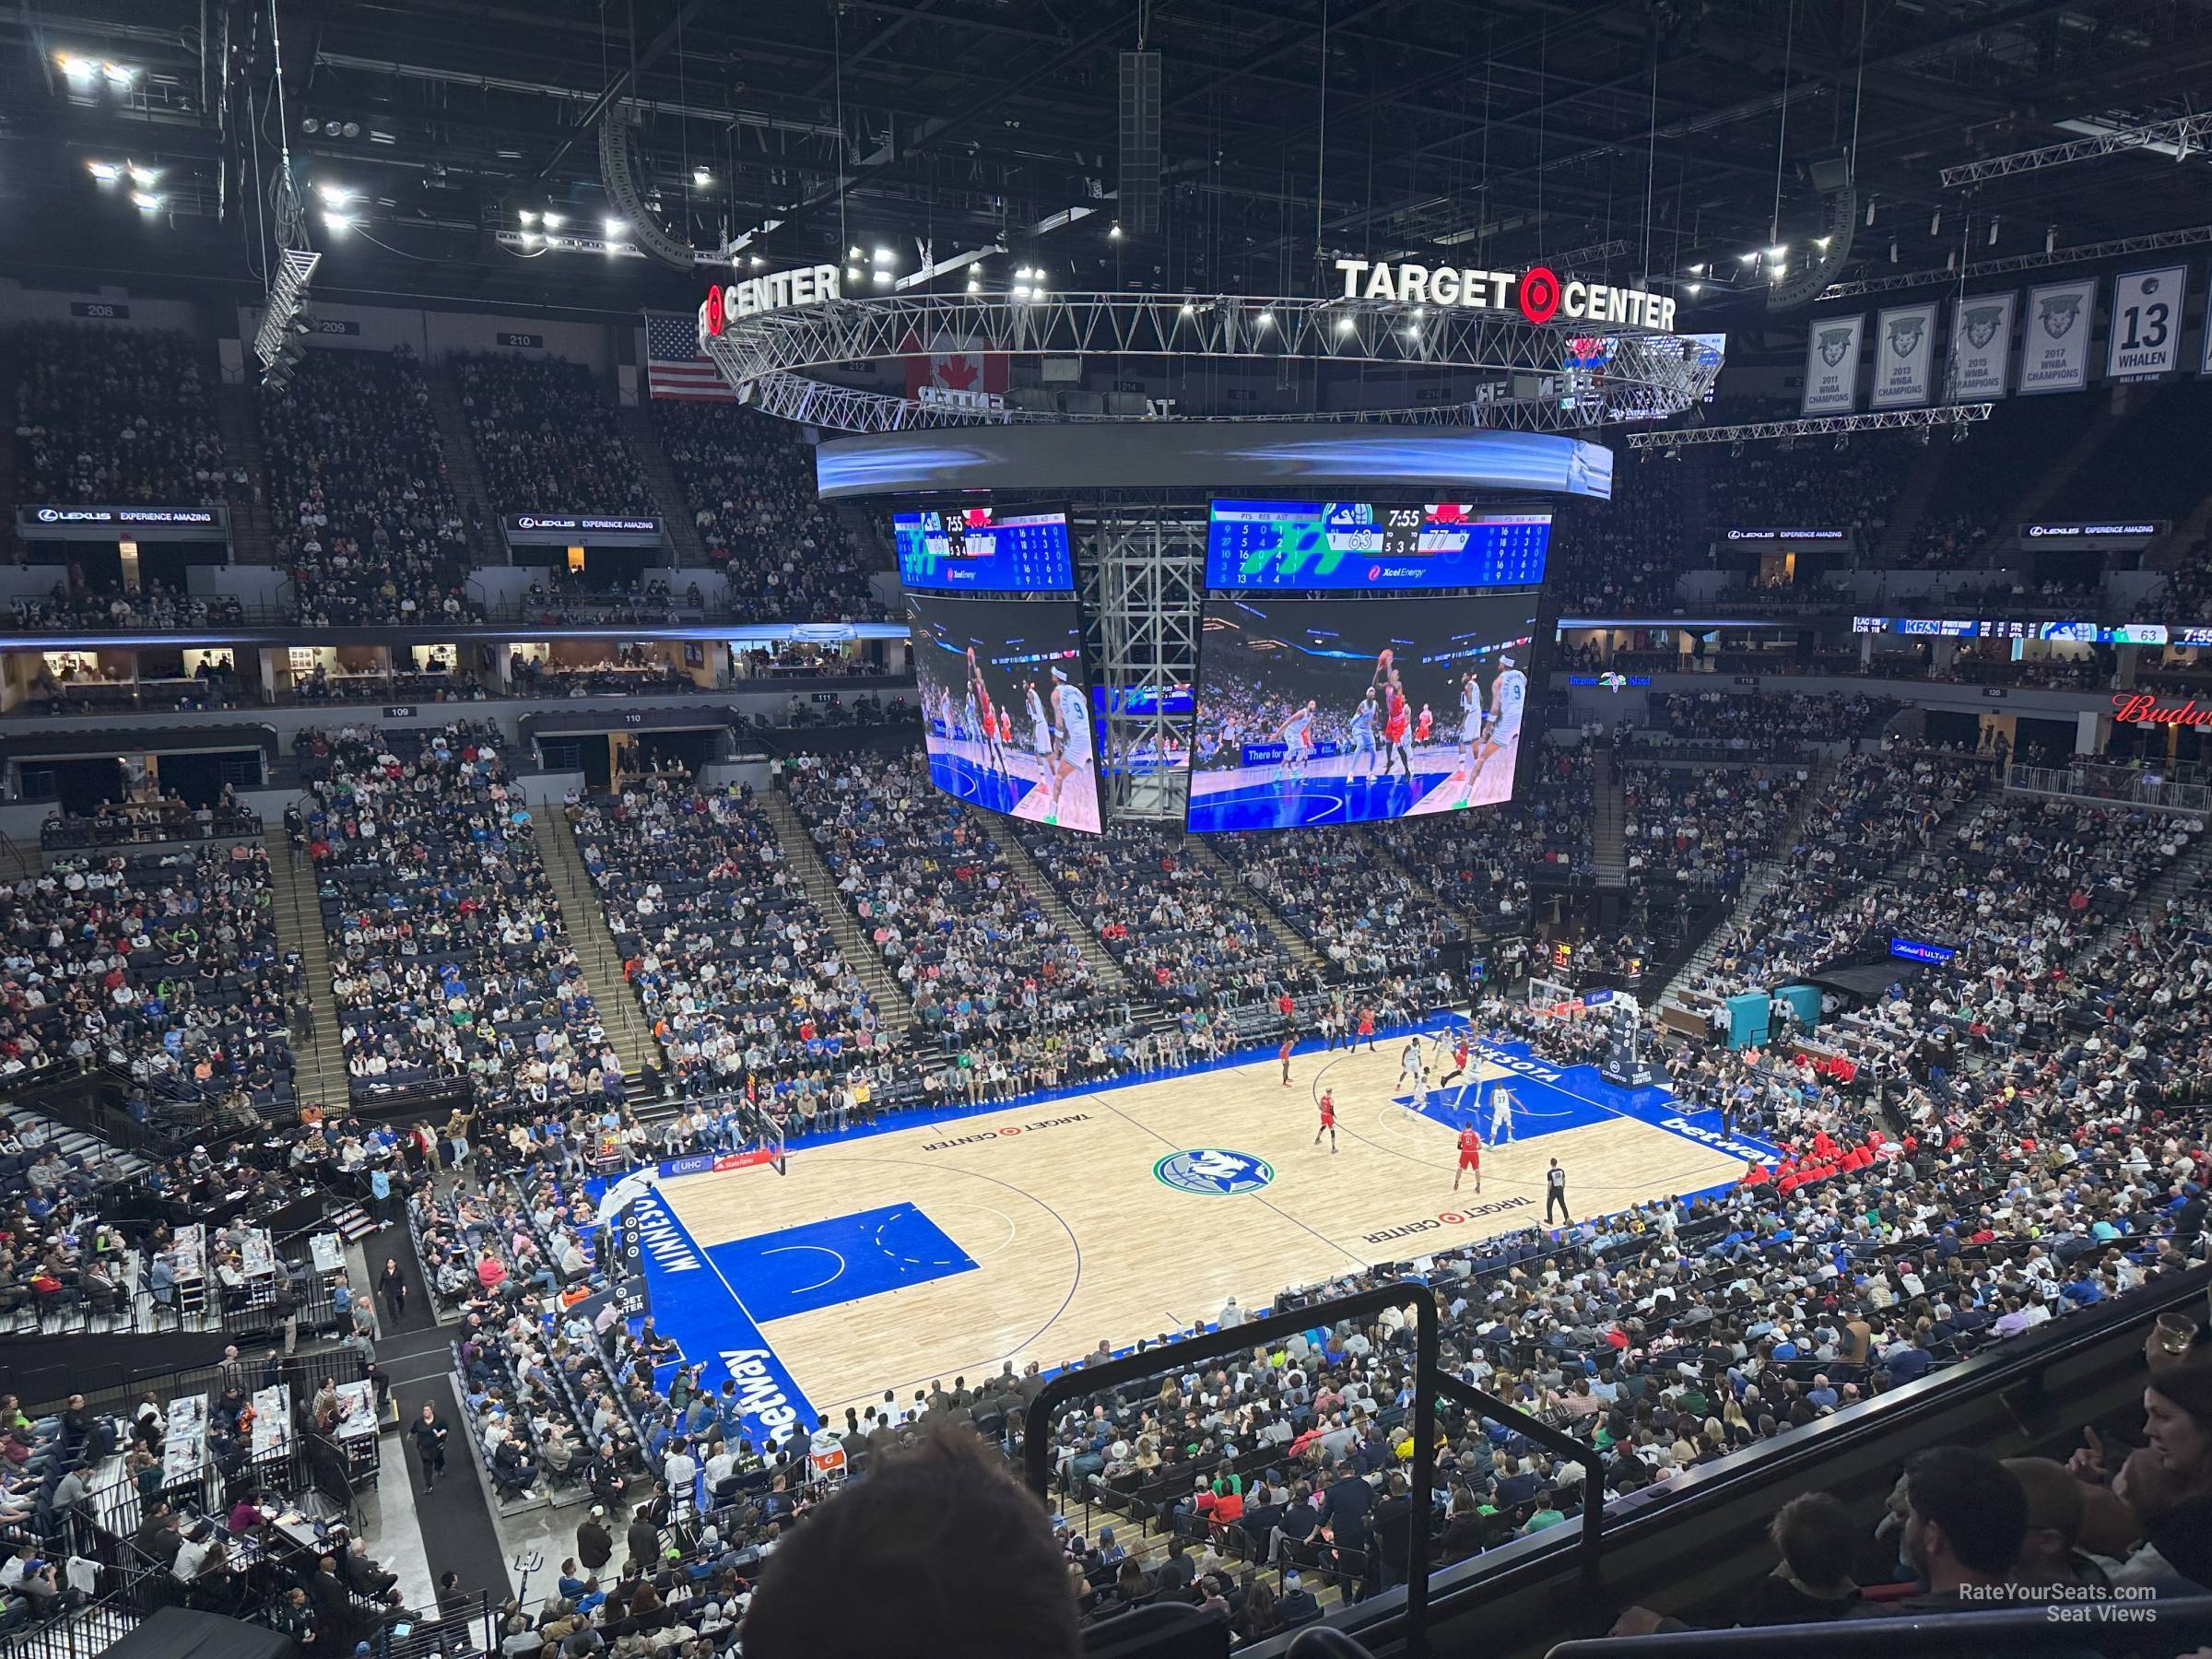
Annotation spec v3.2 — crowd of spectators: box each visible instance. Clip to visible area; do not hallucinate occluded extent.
[454,354,653,517]
[568,771,886,1100]
[11,579,242,633]
[1226,829,1462,978]
[1700,403,1913,547]
[1649,690,1900,758]
[1017,820,1318,1011]
[653,403,888,622]
[261,347,479,627]
[1554,447,1689,615]
[1621,765,1810,891]
[784,752,1112,1048]
[13,324,241,508]
[300,722,623,1114]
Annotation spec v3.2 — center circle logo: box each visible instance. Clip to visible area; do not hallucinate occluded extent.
[1153,1147,1275,1195]
[1516,265,1561,325]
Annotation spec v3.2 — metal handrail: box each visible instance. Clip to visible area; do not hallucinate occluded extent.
[1546,1594,2212,1658]
[1020,1282,1610,1657]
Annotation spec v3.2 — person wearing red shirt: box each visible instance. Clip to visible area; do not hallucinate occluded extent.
[1454,1124,1482,1193]
[1357,1007,1376,1052]
[1314,1089,1337,1153]
[1279,1036,1295,1088]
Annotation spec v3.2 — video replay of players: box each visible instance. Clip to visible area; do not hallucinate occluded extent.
[909,592,1103,833]
[1187,593,1537,833]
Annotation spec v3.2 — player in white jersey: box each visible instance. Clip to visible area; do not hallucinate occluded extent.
[1450,671,1485,794]
[1487,1080,1517,1145]
[1024,680,1052,758]
[1045,665,1092,825]
[1275,700,1318,786]
[1464,654,1528,805]
[1347,691,1380,778]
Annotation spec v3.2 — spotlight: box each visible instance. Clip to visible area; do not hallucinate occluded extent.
[1832,434,1848,452]
[1179,301,1194,316]
[57,53,95,79]
[1770,265,1787,282]
[1865,197,1877,227]
[1109,222,1123,239]
[323,209,353,233]
[1929,210,1941,236]
[1988,217,2000,246]
[1951,424,1970,444]
[1012,283,1032,300]
[1336,314,1356,332]
[966,276,981,292]
[340,122,360,139]
[849,245,864,259]
[1766,243,1787,258]
[872,269,891,285]
[603,217,626,237]
[521,230,542,247]
[871,247,893,265]
[692,167,712,187]
[749,255,764,267]
[88,160,120,183]
[300,116,319,135]
[518,208,537,225]
[542,212,563,229]
[1686,283,1702,297]
[1738,251,1759,264]
[846,266,862,282]
[102,62,135,86]
[1945,250,1957,273]
[1813,235,1831,251]
[1889,239,1899,264]
[1255,311,1276,327]
[323,120,341,136]
[317,183,353,206]
[2045,225,2057,253]
[1687,263,1704,276]
[131,191,161,211]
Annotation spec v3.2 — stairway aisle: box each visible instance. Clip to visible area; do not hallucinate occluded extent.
[984,825,1139,990]
[756,789,920,1030]
[216,382,278,565]
[1593,744,1626,886]
[262,827,350,1108]
[1180,836,1331,979]
[532,806,656,1075]
[617,404,711,566]
[423,360,500,557]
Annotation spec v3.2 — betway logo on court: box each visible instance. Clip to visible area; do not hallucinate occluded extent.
[630,1194,701,1273]
[921,1112,1090,1152]
[1659,1115,1775,1163]
[721,1348,803,1437]
[1363,1194,1534,1246]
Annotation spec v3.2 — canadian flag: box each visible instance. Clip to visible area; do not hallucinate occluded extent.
[902,333,1008,396]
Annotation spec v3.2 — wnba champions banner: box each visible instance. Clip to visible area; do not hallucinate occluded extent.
[1950,293,2015,400]
[1870,301,1939,407]
[2106,265,2187,380]
[1801,314,1865,414]
[2018,277,2097,394]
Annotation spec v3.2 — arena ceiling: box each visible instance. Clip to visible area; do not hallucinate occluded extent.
[5,0,2212,323]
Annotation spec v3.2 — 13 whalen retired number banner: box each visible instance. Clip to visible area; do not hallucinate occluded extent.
[1804,266,2200,414]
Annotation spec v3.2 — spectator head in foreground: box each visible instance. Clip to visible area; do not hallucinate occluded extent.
[741,1427,1079,1659]
[1902,1446,2028,1594]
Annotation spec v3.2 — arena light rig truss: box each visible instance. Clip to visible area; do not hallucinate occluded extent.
[697,289,1718,434]
[1625,404,1994,453]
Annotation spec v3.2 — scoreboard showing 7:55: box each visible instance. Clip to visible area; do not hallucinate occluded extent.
[1206,500,1550,592]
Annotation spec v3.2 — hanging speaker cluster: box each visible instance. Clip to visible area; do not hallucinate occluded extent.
[598,113,699,270]
[1765,184,1855,312]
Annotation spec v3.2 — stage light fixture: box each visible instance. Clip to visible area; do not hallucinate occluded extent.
[692,168,712,187]
[1255,311,1276,327]
[1109,223,1123,238]
[966,276,981,292]
[603,217,626,237]
[128,163,159,188]
[1336,314,1356,332]
[849,245,864,259]
[2046,225,2057,253]
[1738,251,1759,264]
[1865,198,1877,227]
[1687,263,1704,276]
[131,191,160,211]
[521,230,542,247]
[102,62,135,86]
[871,247,893,265]
[1686,283,1701,296]
[1814,235,1831,251]
[846,266,863,282]
[1179,301,1194,316]
[1929,210,1941,235]
[750,255,765,268]
[543,212,563,229]
[87,160,120,183]
[323,120,342,137]
[1952,425,1970,443]
[323,209,353,233]
[518,208,537,225]
[318,183,354,206]
[340,122,360,139]
[57,53,95,79]
[1767,243,1787,258]
[872,269,891,285]
[1989,217,2000,246]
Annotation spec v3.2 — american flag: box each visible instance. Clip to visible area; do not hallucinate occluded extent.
[644,313,736,401]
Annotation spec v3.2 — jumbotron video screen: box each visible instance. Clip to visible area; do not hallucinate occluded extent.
[1187,593,1537,833]
[909,590,1103,833]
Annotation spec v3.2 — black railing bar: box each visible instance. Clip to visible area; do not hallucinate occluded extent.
[1020,1283,1438,1658]
[1434,1372,1605,1590]
[1547,1594,2212,1659]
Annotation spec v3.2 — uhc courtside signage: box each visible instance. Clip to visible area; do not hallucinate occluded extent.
[1333,259,1677,332]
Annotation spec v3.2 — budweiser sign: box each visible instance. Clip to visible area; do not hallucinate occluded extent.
[2112,693,2212,727]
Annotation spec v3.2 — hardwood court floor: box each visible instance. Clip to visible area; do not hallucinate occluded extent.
[657,1041,1745,1416]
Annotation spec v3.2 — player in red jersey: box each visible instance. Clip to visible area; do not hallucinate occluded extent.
[1279,1034,1295,1088]
[965,647,1011,784]
[1414,704,1434,745]
[1313,1088,1337,1151]
[1454,1123,1482,1192]
[1440,1030,1473,1090]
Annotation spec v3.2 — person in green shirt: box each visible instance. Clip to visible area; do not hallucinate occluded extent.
[1521,1491,1567,1535]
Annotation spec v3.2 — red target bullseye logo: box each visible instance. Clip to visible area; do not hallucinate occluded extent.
[704,286,726,336]
[1515,266,1561,326]
[998,1126,1023,1136]
[1440,1210,1466,1226]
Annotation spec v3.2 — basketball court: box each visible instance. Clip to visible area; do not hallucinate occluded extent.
[1185,742,1517,830]
[621,1021,1777,1446]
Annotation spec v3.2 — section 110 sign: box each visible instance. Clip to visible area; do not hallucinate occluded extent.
[1206,500,1550,592]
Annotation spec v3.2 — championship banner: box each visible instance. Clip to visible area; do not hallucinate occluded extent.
[2106,265,2187,380]
[1949,292,2015,401]
[2018,277,2096,394]
[1800,314,1865,414]
[1869,301,1939,407]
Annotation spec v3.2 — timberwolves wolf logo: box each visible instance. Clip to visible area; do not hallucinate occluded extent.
[1963,306,2004,350]
[1818,326,1854,368]
[1154,1148,1275,1195]
[2142,275,2164,298]
[2041,292,2083,339]
[1887,315,1925,359]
